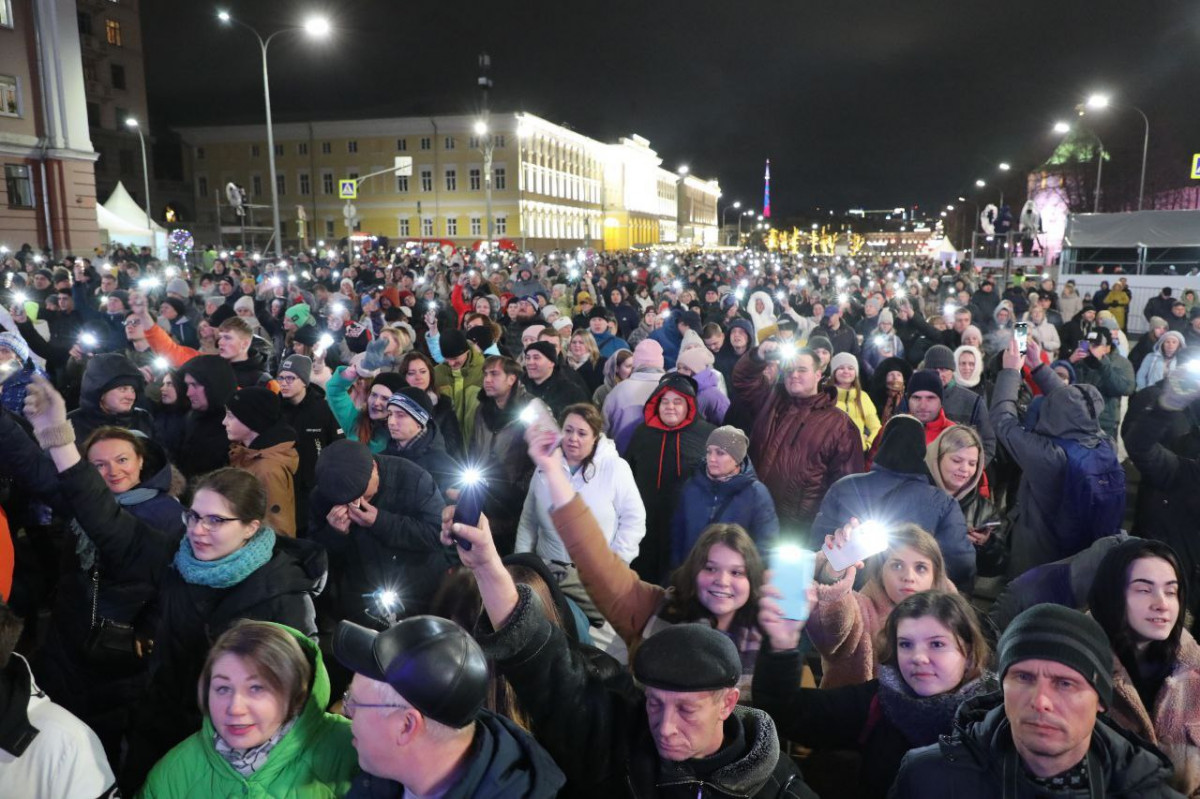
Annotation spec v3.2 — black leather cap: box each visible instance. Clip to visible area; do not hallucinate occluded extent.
[632,623,741,692]
[334,617,488,728]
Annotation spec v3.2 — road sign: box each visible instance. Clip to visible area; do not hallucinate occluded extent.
[339,179,357,199]
[1191,154,1200,180]
[394,156,413,177]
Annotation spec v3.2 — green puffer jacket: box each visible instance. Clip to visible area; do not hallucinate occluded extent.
[138,623,357,799]
[326,366,388,453]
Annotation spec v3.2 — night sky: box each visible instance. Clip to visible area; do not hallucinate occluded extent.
[144,0,1200,218]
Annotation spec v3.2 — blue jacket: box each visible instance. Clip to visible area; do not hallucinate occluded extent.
[592,330,630,359]
[670,458,779,569]
[649,324,684,369]
[812,464,975,589]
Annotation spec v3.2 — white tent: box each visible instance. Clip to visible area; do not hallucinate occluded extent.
[97,182,168,256]
[1064,210,1200,248]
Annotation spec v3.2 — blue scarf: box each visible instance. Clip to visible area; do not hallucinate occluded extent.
[73,486,161,571]
[174,527,276,588]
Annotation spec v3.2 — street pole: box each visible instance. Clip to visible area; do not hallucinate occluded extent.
[478,53,494,250]
[259,40,283,258]
[1094,138,1105,214]
[1134,106,1150,211]
[125,118,152,233]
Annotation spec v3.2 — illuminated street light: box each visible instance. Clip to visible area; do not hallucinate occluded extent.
[946,204,955,211]
[304,16,331,36]
[1081,93,1150,210]
[473,120,488,136]
[677,165,689,175]
[998,162,1011,172]
[1053,121,1071,134]
[975,179,986,188]
[1086,93,1110,110]
[124,118,152,232]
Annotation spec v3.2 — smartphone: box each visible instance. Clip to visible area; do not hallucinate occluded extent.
[1014,322,1029,354]
[1181,359,1200,391]
[772,546,816,621]
[1078,341,1090,355]
[520,398,562,447]
[824,521,891,573]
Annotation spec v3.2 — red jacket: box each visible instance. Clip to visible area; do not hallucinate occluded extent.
[733,351,865,530]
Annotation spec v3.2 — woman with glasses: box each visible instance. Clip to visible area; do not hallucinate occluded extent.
[20,376,328,792]
[140,620,356,798]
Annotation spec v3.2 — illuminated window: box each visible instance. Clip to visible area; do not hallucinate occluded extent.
[469,168,480,191]
[105,19,122,46]
[421,217,433,236]
[446,217,457,236]
[445,169,456,191]
[494,167,506,190]
[0,75,18,117]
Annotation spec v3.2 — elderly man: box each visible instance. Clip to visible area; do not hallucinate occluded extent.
[891,604,1181,798]
[333,615,565,798]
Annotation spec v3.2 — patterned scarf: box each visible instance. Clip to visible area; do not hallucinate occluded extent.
[214,718,296,777]
[876,664,992,747]
[173,527,276,588]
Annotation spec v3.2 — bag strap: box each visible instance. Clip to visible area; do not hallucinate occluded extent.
[90,566,100,630]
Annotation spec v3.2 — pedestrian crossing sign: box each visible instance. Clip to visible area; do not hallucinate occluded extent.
[1192,154,1200,180]
[339,180,357,199]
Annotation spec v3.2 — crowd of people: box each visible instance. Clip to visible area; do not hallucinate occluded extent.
[0,237,1198,797]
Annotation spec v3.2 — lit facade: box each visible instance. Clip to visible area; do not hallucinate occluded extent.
[0,0,100,255]
[601,135,676,249]
[678,174,721,246]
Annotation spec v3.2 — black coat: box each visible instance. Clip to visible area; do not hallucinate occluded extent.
[175,355,237,477]
[520,367,590,419]
[308,453,451,626]
[384,422,460,501]
[280,383,343,534]
[482,585,817,799]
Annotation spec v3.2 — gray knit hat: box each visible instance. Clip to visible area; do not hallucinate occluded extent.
[998,604,1113,707]
[706,426,749,464]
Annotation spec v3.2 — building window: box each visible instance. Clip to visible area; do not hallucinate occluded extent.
[321,172,334,195]
[325,219,335,237]
[251,175,263,197]
[299,172,311,196]
[196,175,208,198]
[105,19,122,46]
[348,171,359,182]
[0,0,10,28]
[347,140,358,153]
[396,138,407,151]
[0,76,18,117]
[446,217,458,236]
[470,217,481,236]
[87,102,100,127]
[495,134,506,148]
[78,11,92,34]
[444,136,456,150]
[494,167,506,190]
[119,149,134,175]
[4,165,34,208]
[398,218,410,237]
[495,216,507,235]
[420,167,432,192]
[251,144,261,158]
[110,64,126,90]
[276,174,286,196]
[396,175,408,192]
[196,147,205,161]
[468,136,479,150]
[445,169,456,191]
[420,137,431,151]
[274,144,284,157]
[421,217,434,237]
[297,142,308,156]
[469,168,481,191]
[321,141,331,155]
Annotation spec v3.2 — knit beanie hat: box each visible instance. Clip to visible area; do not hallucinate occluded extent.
[1149,316,1169,331]
[707,426,748,464]
[163,297,188,320]
[873,415,928,475]
[521,324,546,345]
[877,309,894,326]
[632,339,665,370]
[806,334,833,355]
[440,329,469,359]
[464,325,494,350]
[524,341,558,363]
[0,332,30,364]
[278,355,313,385]
[906,369,944,401]
[167,277,191,298]
[998,604,1114,708]
[370,372,408,395]
[234,296,255,315]
[552,317,573,334]
[293,325,322,348]
[285,303,314,328]
[226,386,281,434]
[829,352,858,376]
[540,305,561,322]
[923,345,956,372]
[677,346,714,374]
[387,387,432,428]
[314,440,375,505]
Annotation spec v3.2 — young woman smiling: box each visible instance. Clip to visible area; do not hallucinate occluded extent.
[756,590,993,799]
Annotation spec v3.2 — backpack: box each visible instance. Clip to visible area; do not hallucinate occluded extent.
[1051,393,1126,557]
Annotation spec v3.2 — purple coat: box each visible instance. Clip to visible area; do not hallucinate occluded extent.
[602,368,665,454]
[692,368,729,425]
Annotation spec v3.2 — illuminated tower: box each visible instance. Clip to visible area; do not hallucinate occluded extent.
[763,159,771,219]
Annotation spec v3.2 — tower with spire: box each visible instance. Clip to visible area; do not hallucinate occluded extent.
[763,159,771,219]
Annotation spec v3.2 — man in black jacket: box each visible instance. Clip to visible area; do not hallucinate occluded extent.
[174,354,236,477]
[277,354,342,536]
[519,340,588,418]
[67,352,155,443]
[444,509,817,799]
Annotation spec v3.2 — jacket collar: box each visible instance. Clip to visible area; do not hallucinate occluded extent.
[0,655,40,757]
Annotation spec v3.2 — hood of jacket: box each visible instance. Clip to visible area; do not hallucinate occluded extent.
[79,352,145,410]
[643,373,699,431]
[869,356,913,395]
[446,711,566,798]
[925,424,984,499]
[230,426,300,470]
[691,367,721,392]
[1033,383,1105,441]
[872,415,929,475]
[601,349,632,389]
[943,690,1178,796]
[179,354,238,414]
[992,299,1015,328]
[1154,330,1186,356]
[646,706,785,797]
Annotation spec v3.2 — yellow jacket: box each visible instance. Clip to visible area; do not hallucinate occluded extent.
[835,386,881,451]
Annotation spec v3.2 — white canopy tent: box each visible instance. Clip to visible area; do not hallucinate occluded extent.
[96,182,169,257]
[1064,210,1200,248]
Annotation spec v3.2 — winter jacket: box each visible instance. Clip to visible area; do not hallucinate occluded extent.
[1073,350,1136,440]
[343,710,566,799]
[608,304,640,340]
[571,356,606,395]
[144,324,275,390]
[890,690,1183,798]
[1106,285,1132,329]
[67,352,156,443]
[480,583,816,799]
[517,436,645,565]
[229,423,300,537]
[174,355,237,477]
[862,332,906,378]
[755,652,990,799]
[280,384,343,535]
[602,368,666,454]
[324,366,388,453]
[812,464,975,589]
[941,381,998,464]
[625,375,715,583]
[384,422,459,501]
[714,320,755,395]
[816,319,859,356]
[139,625,357,799]
[733,349,865,538]
[1025,313,1062,358]
[670,458,779,569]
[1061,309,1097,356]
[593,329,631,358]
[434,347,484,446]
[692,366,730,425]
[308,453,451,626]
[990,365,1111,577]
[519,366,589,420]
[648,323,685,368]
[468,387,536,554]
[835,386,882,450]
[1137,332,1186,390]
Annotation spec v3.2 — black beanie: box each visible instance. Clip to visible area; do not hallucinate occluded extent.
[315,439,375,505]
[998,604,1114,707]
[873,415,928,475]
[163,297,188,319]
[906,369,944,401]
[209,305,236,327]
[440,329,469,359]
[524,341,558,363]
[370,372,408,394]
[293,325,322,348]
[464,324,494,350]
[225,386,281,434]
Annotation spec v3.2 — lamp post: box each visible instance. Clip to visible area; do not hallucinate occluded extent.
[476,53,494,250]
[721,200,741,245]
[218,11,330,259]
[1085,94,1151,211]
[737,208,752,244]
[124,117,152,233]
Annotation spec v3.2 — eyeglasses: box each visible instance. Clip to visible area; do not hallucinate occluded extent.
[277,375,299,384]
[182,509,243,531]
[341,689,409,719]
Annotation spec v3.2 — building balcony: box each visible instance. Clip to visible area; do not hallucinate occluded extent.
[85,78,111,99]
[80,33,106,58]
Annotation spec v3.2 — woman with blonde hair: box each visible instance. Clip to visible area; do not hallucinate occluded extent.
[926,424,1002,575]
[566,329,606,394]
[829,352,881,450]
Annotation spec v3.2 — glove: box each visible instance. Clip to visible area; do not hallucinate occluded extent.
[360,338,394,372]
[24,376,75,449]
[1159,368,1200,412]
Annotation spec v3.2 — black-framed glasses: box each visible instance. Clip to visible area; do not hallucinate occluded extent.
[276,375,299,384]
[181,509,243,531]
[341,689,409,719]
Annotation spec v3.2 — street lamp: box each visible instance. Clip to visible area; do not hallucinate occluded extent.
[998,162,1011,172]
[738,208,753,242]
[475,119,494,248]
[1053,121,1071,135]
[721,200,741,245]
[1083,92,1151,210]
[677,165,689,176]
[124,117,152,234]
[975,179,986,188]
[217,10,330,258]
